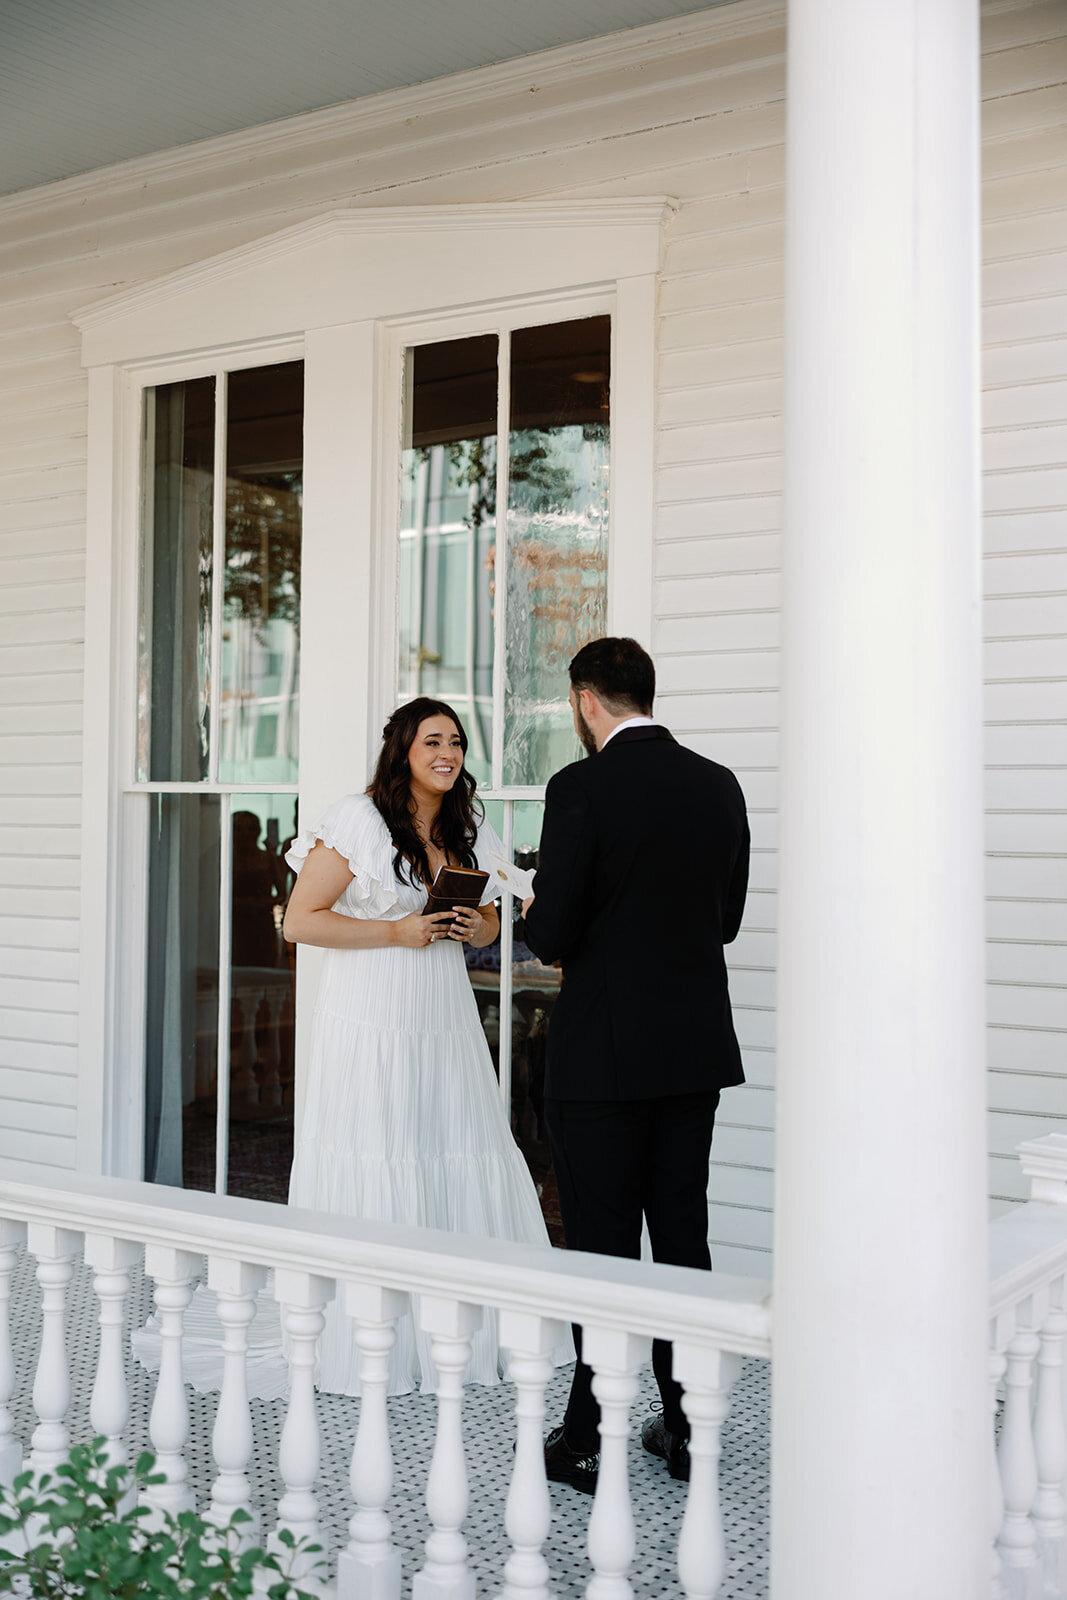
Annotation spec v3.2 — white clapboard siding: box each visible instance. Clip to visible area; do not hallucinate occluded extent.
[0,1,1061,1265]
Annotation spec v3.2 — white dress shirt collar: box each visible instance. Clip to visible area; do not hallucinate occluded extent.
[601,715,657,749]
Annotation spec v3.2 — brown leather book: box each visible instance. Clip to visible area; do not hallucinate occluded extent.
[423,865,490,916]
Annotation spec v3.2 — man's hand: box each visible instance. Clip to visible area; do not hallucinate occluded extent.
[521,894,535,917]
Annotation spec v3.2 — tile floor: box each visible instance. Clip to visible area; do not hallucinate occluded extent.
[5,1249,769,1597]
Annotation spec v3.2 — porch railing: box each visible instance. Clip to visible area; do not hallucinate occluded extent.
[990,1135,1067,1600]
[0,1166,772,1599]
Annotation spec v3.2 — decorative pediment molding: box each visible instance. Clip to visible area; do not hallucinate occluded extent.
[72,198,675,368]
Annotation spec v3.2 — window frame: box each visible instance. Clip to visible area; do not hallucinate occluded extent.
[75,203,662,1179]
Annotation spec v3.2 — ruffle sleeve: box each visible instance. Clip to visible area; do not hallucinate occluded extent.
[284,793,400,919]
[474,817,507,907]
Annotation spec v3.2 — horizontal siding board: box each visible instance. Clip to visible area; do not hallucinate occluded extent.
[985,769,1067,809]
[708,1164,774,1210]
[657,648,780,693]
[0,1036,78,1071]
[707,1202,773,1253]
[0,1006,77,1045]
[0,857,79,891]
[0,946,78,982]
[989,1068,1067,1116]
[0,1065,75,1105]
[0,1128,74,1167]
[655,533,780,580]
[987,1024,1066,1073]
[987,982,1066,1030]
[985,508,1067,554]
[988,940,1066,984]
[986,854,1067,897]
[988,898,1067,944]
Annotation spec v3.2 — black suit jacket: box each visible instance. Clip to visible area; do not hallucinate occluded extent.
[524,725,749,1101]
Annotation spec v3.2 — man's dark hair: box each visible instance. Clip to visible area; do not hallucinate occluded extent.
[569,637,655,716]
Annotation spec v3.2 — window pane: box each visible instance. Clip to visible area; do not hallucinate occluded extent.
[226,794,297,1202]
[399,334,497,786]
[140,377,215,782]
[504,316,610,787]
[220,361,304,785]
[144,793,221,1190]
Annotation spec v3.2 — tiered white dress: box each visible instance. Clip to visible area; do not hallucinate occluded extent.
[134,793,568,1398]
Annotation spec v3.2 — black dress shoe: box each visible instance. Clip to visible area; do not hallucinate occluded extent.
[544,1425,599,1495]
[641,1413,690,1482]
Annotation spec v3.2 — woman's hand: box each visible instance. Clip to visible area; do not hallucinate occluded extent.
[447,903,499,948]
[391,910,457,948]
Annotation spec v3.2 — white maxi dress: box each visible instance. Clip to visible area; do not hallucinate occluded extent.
[135,792,567,1398]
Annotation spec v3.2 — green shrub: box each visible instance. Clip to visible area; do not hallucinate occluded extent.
[0,1437,321,1599]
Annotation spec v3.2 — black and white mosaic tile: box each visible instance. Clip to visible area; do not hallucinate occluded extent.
[5,1249,769,1597]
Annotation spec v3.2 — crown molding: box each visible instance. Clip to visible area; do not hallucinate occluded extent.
[1,0,783,221]
[72,199,677,336]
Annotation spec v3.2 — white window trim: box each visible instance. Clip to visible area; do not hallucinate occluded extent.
[74,200,667,1179]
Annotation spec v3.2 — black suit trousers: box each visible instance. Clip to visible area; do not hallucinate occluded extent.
[544,1090,720,1449]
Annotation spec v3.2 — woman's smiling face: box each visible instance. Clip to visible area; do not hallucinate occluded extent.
[407,715,464,800]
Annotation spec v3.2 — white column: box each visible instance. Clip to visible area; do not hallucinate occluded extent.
[774,3,987,1598]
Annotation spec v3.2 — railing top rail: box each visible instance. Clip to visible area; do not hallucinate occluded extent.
[0,1164,773,1357]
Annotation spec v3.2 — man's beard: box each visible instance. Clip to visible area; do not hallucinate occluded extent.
[574,703,598,756]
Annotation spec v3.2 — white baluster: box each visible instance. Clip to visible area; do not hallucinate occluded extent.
[673,1343,742,1600]
[583,1327,647,1600]
[1033,1300,1067,1596]
[142,1245,201,1519]
[990,1349,1008,1600]
[998,1321,1041,1579]
[26,1223,79,1476]
[336,1282,408,1600]
[84,1234,141,1504]
[271,1268,334,1591]
[0,1220,26,1487]
[413,1295,481,1600]
[207,1257,266,1540]
[496,1308,564,1600]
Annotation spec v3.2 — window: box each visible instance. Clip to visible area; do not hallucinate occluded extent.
[395,312,612,1181]
[75,200,660,1181]
[139,360,303,1199]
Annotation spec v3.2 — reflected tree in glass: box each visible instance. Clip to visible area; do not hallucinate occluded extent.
[504,316,610,787]
[399,334,497,785]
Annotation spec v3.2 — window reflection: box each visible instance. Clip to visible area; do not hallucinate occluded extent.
[220,362,304,786]
[504,316,610,786]
[399,334,497,785]
[145,794,297,1201]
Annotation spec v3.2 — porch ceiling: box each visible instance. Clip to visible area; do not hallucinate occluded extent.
[0,0,736,199]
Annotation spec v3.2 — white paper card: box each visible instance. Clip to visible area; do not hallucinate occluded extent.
[486,851,536,901]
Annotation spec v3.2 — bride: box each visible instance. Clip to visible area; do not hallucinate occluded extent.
[135,697,566,1397]
[282,696,566,1392]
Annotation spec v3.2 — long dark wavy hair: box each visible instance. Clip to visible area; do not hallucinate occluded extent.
[367,697,482,888]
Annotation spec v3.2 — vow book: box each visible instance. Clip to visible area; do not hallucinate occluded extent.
[424,865,489,916]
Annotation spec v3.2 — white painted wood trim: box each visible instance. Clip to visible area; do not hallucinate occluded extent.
[77,365,144,1177]
[71,202,674,368]
[610,273,657,649]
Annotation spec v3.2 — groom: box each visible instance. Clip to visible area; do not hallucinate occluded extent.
[522,636,749,1492]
